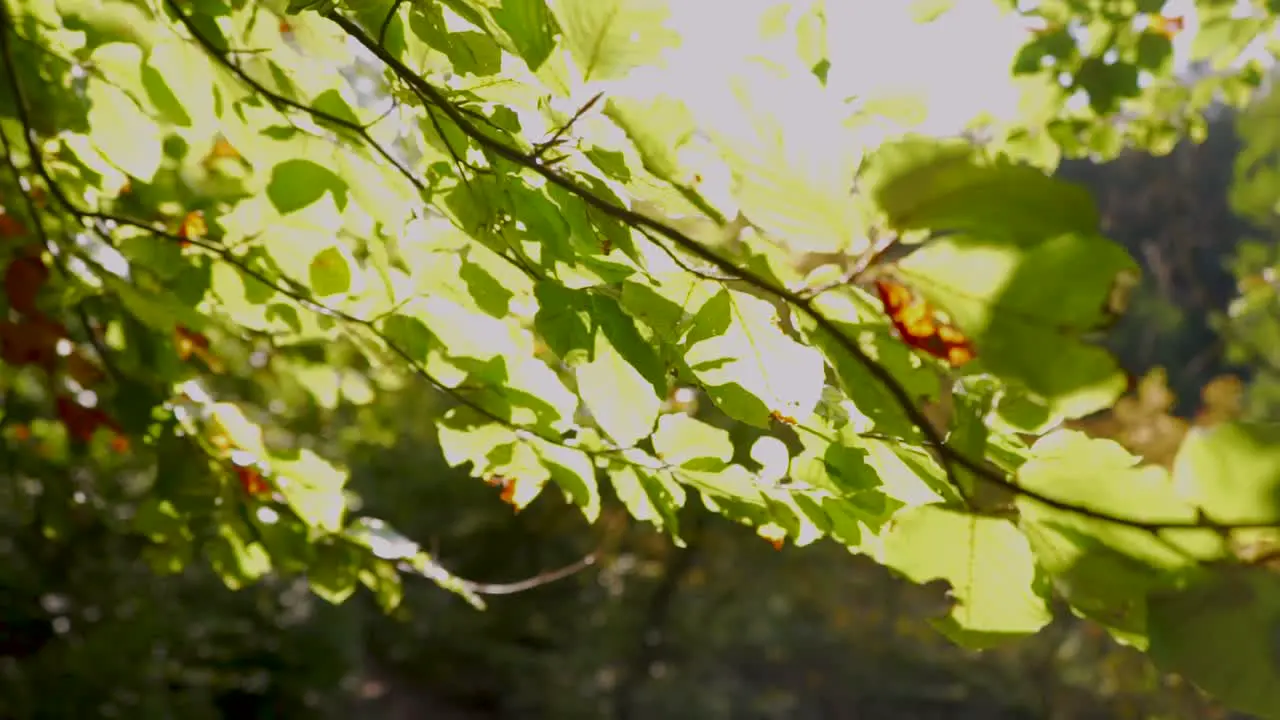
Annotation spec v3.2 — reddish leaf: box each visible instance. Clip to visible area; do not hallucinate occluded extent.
[65,352,105,388]
[55,395,119,444]
[875,278,976,368]
[1150,15,1184,39]
[0,212,26,239]
[0,314,65,370]
[235,465,271,496]
[486,475,519,507]
[174,324,209,361]
[109,434,130,455]
[4,251,49,314]
[208,137,241,161]
[176,210,206,248]
[174,324,224,372]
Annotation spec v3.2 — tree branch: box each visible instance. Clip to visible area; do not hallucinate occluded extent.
[324,11,1260,534]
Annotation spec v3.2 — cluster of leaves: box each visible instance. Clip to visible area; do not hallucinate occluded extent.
[980,0,1271,167]
[1058,106,1254,412]
[1223,73,1280,428]
[5,0,1280,716]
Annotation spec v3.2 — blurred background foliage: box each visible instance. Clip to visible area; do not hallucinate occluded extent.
[8,2,1280,719]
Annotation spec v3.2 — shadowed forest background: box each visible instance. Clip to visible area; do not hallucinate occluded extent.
[9,1,1280,719]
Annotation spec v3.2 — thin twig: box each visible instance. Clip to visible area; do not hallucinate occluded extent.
[453,551,598,595]
[533,91,604,161]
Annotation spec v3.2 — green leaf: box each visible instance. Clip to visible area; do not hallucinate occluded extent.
[884,505,1051,648]
[606,94,696,182]
[534,283,594,363]
[267,159,350,214]
[1149,567,1280,718]
[536,441,600,521]
[705,73,864,254]
[406,2,505,76]
[862,137,1099,238]
[85,69,163,181]
[388,294,578,430]
[359,558,405,612]
[435,409,558,510]
[491,0,559,69]
[897,232,1137,418]
[651,414,732,470]
[1135,30,1174,72]
[863,439,955,507]
[908,0,955,23]
[1191,16,1269,69]
[1015,431,1221,639]
[801,287,941,438]
[207,519,272,590]
[1012,26,1076,75]
[790,430,880,496]
[682,288,825,428]
[344,518,482,607]
[683,464,771,521]
[1017,431,1222,564]
[273,448,349,532]
[438,31,504,77]
[309,246,353,297]
[140,59,191,127]
[312,88,362,126]
[58,0,156,50]
[210,403,267,458]
[793,1,828,82]
[547,0,680,82]
[308,541,364,604]
[143,40,216,130]
[577,320,662,447]
[1074,58,1140,114]
[286,0,339,15]
[1172,422,1280,526]
[609,463,684,538]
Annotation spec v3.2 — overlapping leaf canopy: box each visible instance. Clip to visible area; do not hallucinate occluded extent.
[4,0,1280,715]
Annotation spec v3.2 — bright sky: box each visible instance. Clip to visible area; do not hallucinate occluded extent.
[823,1,1028,135]
[628,0,1280,147]
[827,0,1274,136]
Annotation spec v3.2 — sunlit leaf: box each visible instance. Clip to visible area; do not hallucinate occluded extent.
[651,413,732,471]
[547,0,680,82]
[884,505,1051,647]
[682,288,825,428]
[862,137,1098,238]
[309,245,353,297]
[267,159,350,214]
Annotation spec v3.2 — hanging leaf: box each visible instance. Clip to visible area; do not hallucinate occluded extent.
[884,505,1051,647]
[547,0,680,83]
